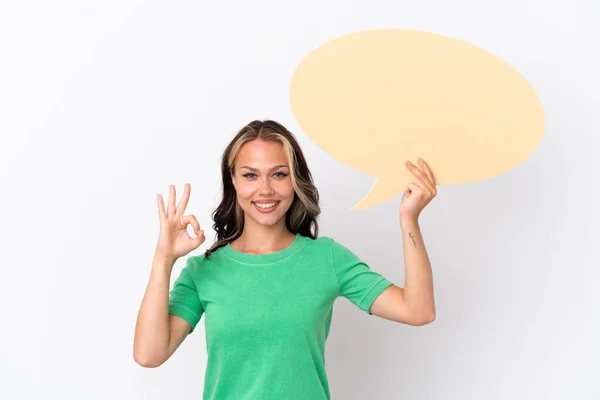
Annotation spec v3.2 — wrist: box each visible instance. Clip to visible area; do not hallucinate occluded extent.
[153,253,177,267]
[400,213,419,225]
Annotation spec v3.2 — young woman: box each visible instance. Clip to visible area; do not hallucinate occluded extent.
[134,119,437,399]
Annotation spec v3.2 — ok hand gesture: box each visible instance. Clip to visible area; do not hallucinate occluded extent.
[155,183,205,261]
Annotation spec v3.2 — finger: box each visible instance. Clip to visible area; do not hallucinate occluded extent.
[157,194,167,220]
[406,182,421,195]
[168,185,176,216]
[418,158,437,189]
[183,214,201,234]
[406,160,435,194]
[406,160,433,193]
[182,215,205,248]
[192,230,206,249]
[411,178,430,195]
[176,183,191,216]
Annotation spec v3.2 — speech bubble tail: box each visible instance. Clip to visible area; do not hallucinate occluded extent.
[351,176,404,211]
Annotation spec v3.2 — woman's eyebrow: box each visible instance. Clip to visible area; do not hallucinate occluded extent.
[240,165,288,171]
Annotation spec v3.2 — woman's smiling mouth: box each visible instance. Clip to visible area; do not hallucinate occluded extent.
[252,201,280,213]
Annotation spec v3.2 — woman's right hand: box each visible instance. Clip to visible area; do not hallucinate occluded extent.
[155,183,206,261]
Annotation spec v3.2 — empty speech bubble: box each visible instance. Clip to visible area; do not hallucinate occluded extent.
[289,29,545,210]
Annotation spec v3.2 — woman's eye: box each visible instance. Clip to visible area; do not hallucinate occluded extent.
[243,172,288,179]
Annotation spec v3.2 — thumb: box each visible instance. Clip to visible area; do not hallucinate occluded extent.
[192,230,205,248]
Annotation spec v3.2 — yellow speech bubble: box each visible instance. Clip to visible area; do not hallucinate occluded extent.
[289,29,545,210]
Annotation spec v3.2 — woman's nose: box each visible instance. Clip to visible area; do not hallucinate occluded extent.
[259,178,275,193]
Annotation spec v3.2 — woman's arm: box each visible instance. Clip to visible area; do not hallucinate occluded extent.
[133,255,189,367]
[369,216,435,325]
[399,216,435,319]
[370,158,437,325]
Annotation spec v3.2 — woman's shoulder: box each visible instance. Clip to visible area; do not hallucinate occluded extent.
[301,234,335,252]
[305,235,356,255]
[184,248,224,269]
[309,235,334,243]
[305,234,342,245]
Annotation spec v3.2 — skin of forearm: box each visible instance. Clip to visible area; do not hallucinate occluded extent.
[400,216,436,320]
[133,255,176,366]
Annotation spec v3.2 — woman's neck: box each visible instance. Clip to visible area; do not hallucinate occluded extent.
[230,228,296,255]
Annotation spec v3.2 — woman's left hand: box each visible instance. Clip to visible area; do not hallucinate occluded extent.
[400,158,437,220]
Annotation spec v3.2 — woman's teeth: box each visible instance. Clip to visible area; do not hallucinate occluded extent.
[254,201,279,209]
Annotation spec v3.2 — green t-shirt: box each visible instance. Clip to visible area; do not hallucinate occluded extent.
[168,233,393,400]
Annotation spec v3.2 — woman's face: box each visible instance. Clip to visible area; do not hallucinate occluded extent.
[231,139,295,228]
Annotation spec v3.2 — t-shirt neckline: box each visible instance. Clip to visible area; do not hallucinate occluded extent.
[222,233,306,265]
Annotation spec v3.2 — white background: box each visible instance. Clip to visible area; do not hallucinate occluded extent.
[1,0,598,399]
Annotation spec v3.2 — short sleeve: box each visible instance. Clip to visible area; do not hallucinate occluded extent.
[168,257,204,334]
[331,238,393,315]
